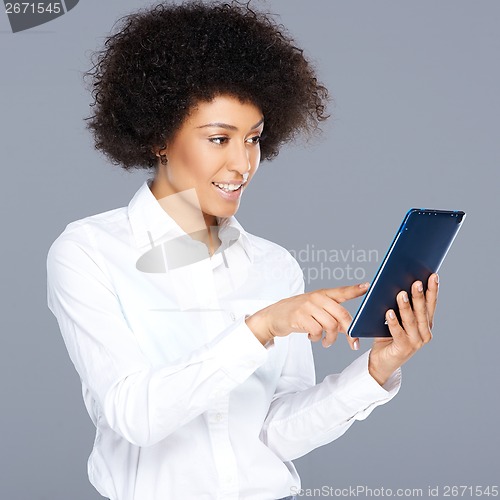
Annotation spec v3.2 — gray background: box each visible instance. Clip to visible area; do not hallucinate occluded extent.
[1,1,498,499]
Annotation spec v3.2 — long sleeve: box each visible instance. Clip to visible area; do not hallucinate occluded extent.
[259,254,402,461]
[48,181,405,499]
[46,230,270,448]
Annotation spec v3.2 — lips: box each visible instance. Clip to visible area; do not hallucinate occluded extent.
[212,180,246,186]
[211,181,244,200]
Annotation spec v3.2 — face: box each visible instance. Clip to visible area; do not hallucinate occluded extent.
[152,94,264,226]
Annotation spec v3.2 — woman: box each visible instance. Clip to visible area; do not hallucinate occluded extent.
[46,1,438,499]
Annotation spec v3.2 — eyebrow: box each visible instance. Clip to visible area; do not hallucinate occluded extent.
[196,117,264,131]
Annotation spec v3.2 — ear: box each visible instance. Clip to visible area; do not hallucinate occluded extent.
[151,145,168,160]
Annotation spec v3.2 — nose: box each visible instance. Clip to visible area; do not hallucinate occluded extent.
[228,140,252,175]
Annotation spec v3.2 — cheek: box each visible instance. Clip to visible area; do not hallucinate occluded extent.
[250,152,260,175]
[173,145,212,184]
[252,146,261,164]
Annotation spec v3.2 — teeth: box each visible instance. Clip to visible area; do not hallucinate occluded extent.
[214,182,241,191]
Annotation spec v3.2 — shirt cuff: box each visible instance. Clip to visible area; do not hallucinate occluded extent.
[324,349,401,419]
[213,315,270,385]
[351,348,401,396]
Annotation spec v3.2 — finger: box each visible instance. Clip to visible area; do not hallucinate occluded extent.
[384,308,417,360]
[322,282,370,304]
[312,294,360,349]
[322,329,339,349]
[397,290,421,345]
[350,336,361,351]
[317,295,355,341]
[307,304,340,348]
[385,309,406,342]
[396,290,427,357]
[425,273,439,328]
[303,316,324,343]
[320,322,359,350]
[411,280,432,344]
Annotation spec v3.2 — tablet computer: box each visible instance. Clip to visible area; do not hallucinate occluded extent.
[347,208,466,338]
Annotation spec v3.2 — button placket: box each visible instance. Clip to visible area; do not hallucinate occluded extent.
[207,397,239,498]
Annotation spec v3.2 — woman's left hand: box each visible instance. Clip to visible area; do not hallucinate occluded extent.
[364,273,439,386]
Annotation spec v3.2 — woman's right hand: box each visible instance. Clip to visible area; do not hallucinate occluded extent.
[245,282,370,350]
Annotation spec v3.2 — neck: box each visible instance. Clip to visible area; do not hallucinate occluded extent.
[150,177,221,254]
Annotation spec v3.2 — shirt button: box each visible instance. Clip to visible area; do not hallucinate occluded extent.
[230,312,236,321]
[215,413,224,422]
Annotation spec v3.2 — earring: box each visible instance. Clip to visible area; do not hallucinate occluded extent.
[157,148,168,165]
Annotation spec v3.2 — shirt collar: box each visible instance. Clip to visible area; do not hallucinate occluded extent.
[128,178,254,264]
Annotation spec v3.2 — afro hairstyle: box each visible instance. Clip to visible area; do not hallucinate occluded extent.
[83,0,331,171]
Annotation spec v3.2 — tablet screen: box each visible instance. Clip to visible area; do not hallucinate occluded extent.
[348,208,466,338]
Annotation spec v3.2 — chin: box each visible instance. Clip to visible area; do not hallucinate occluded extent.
[217,208,239,219]
[211,204,239,220]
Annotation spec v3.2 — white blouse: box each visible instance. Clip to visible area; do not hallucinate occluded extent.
[46,178,401,500]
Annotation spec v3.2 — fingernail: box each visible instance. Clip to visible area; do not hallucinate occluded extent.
[435,274,439,284]
[358,282,370,289]
[417,282,423,292]
[402,292,409,303]
[353,339,360,350]
[388,310,395,320]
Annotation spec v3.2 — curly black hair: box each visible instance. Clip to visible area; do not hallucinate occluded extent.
[83,0,331,171]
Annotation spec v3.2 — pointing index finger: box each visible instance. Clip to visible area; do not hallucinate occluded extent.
[322,282,370,303]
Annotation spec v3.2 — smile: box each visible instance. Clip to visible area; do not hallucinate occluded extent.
[212,181,245,200]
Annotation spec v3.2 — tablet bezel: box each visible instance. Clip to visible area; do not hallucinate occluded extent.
[347,208,466,338]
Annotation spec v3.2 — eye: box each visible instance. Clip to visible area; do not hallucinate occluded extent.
[209,137,229,145]
[208,136,261,146]
[247,135,261,145]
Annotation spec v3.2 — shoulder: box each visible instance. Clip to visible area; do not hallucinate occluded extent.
[47,206,128,262]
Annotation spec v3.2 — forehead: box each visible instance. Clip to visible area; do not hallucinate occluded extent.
[186,94,264,127]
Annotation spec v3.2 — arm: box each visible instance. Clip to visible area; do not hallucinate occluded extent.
[46,230,270,448]
[257,255,401,461]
